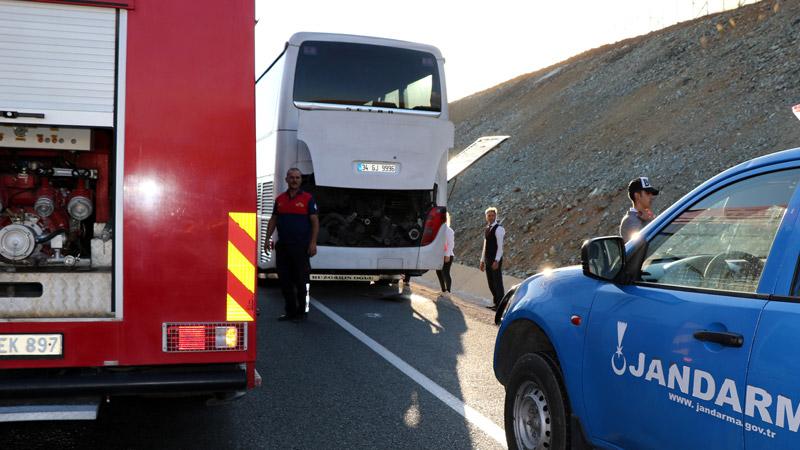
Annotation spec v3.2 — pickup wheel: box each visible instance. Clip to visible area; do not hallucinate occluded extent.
[504,353,568,450]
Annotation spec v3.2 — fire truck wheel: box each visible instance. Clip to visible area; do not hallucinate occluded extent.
[504,352,568,450]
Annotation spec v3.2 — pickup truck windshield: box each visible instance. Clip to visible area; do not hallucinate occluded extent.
[642,168,800,292]
[293,41,441,113]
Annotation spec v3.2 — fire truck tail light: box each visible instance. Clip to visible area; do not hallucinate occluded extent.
[163,322,247,352]
[215,326,238,349]
[177,325,205,351]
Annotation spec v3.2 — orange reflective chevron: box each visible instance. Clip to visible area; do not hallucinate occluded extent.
[227,212,256,321]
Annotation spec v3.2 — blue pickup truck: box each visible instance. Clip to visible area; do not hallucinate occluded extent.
[494,148,800,450]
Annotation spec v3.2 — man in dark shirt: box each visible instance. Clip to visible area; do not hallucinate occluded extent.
[265,168,319,321]
[480,207,505,310]
[619,177,659,242]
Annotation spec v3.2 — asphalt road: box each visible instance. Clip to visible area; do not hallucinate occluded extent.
[1,282,507,449]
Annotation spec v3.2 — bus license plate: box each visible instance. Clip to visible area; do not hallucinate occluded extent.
[357,162,398,173]
[0,334,62,357]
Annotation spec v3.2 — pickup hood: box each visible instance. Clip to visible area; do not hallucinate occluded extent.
[506,265,595,318]
[297,109,454,189]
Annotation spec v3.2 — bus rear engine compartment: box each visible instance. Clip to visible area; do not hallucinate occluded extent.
[309,184,437,248]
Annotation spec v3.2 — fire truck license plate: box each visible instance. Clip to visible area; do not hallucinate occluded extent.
[0,334,62,357]
[357,162,398,173]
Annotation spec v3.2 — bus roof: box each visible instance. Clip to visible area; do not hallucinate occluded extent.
[288,32,444,60]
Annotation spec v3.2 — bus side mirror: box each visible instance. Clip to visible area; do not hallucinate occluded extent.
[581,236,625,282]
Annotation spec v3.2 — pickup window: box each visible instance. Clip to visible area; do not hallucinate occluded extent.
[641,168,800,293]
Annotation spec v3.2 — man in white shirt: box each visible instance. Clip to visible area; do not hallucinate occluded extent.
[480,207,505,310]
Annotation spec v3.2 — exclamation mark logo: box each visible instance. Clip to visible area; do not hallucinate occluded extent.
[611,321,628,376]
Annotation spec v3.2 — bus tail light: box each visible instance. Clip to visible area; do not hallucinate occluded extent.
[421,206,446,246]
[163,322,247,352]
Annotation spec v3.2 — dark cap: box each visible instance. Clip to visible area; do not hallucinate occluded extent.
[628,177,659,200]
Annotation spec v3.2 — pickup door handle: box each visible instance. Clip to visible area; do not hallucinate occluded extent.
[693,330,744,348]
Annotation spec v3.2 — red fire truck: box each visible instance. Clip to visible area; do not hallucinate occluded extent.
[0,0,258,420]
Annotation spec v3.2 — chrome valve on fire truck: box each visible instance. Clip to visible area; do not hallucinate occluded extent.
[0,162,96,266]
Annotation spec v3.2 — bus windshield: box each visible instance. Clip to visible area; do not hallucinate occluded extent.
[293,41,442,113]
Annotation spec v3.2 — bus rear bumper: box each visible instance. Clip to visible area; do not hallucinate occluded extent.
[258,228,447,273]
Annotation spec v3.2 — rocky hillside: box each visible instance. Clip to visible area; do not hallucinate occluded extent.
[447,0,800,278]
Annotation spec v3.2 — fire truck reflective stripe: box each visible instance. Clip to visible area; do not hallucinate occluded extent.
[228,219,257,266]
[227,241,255,293]
[226,294,254,322]
[229,212,257,241]
[227,212,256,322]
[227,270,254,311]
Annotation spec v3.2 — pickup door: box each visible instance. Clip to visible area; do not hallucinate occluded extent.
[582,167,800,449]
[745,189,800,449]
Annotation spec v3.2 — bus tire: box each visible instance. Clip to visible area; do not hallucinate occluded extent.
[504,353,568,450]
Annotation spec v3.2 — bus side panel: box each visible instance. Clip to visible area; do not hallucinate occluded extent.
[120,0,256,365]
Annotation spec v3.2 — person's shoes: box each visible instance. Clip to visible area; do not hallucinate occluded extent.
[485,304,497,311]
[277,314,295,321]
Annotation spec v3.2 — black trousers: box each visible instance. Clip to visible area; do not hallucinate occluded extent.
[486,259,504,305]
[436,256,453,292]
[275,242,311,316]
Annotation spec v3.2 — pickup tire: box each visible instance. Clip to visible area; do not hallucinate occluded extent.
[504,353,568,450]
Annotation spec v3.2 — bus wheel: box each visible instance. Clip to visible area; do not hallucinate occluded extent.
[504,353,568,450]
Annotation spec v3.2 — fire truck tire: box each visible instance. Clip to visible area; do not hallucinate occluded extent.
[504,352,568,450]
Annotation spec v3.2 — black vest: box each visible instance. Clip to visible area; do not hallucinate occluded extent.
[484,223,500,262]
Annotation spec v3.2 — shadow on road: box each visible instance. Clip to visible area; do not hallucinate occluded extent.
[0,396,246,449]
[262,279,480,448]
[0,280,492,449]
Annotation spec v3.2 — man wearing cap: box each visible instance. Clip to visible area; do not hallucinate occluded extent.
[620,177,659,242]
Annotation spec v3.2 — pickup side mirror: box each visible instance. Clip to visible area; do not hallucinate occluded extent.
[581,236,625,282]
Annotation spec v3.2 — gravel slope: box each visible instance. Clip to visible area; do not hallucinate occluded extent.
[448,0,800,277]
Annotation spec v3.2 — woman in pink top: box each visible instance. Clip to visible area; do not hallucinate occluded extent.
[436,214,455,297]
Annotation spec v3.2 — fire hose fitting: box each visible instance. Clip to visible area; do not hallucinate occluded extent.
[0,224,37,260]
[34,177,56,217]
[67,178,93,221]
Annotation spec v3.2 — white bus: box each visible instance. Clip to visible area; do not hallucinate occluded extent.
[256,32,454,280]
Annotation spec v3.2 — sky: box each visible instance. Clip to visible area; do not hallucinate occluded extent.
[255,0,755,101]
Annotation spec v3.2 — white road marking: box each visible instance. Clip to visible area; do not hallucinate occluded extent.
[311,298,507,448]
